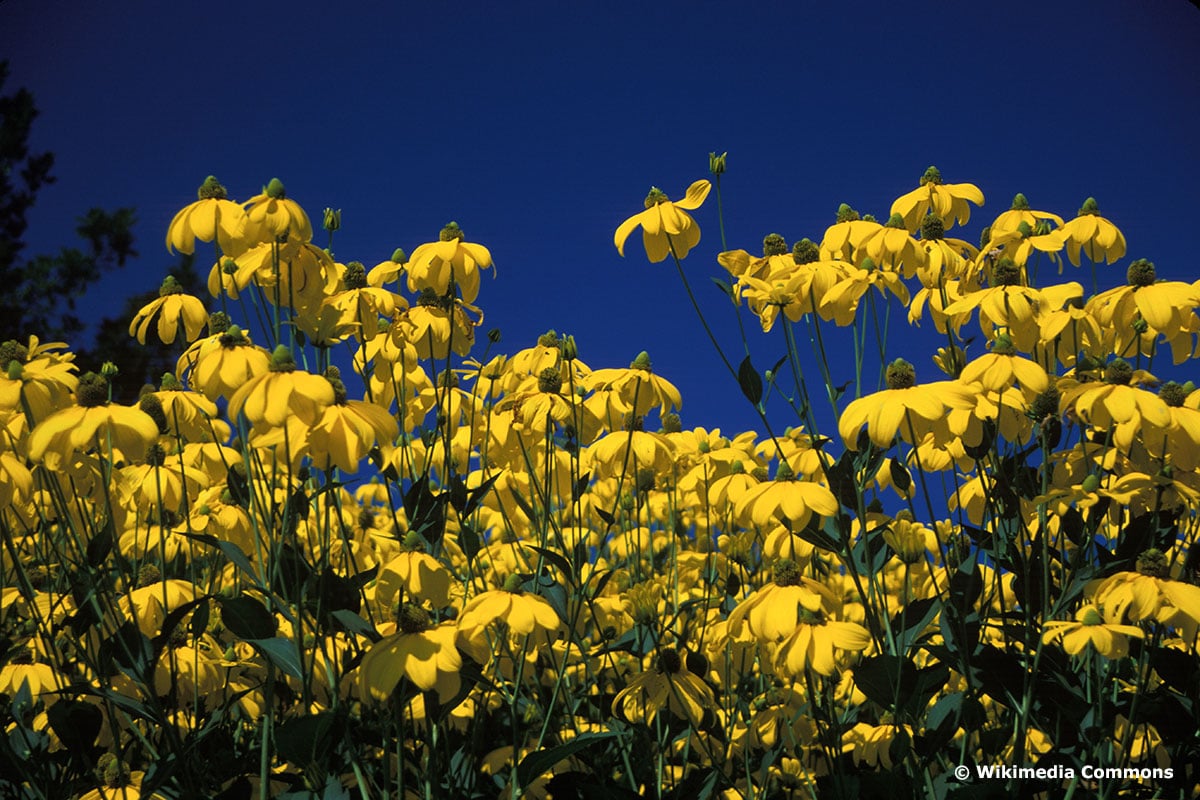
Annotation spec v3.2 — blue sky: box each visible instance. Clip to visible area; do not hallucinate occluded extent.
[3,0,1198,439]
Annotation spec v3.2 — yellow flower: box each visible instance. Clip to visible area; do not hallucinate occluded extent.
[1059,197,1126,266]
[958,338,1049,395]
[584,351,682,421]
[178,324,271,402]
[456,577,561,653]
[818,204,882,262]
[612,647,714,727]
[306,372,398,473]
[775,614,871,676]
[129,275,208,345]
[28,373,159,468]
[733,462,838,531]
[858,214,926,277]
[1087,259,1200,363]
[988,193,1064,237]
[242,177,313,243]
[322,262,408,341]
[614,180,710,263]
[1041,604,1143,658]
[359,604,462,703]
[890,166,984,232]
[406,222,494,303]
[838,360,976,449]
[228,346,335,428]
[375,546,454,608]
[0,336,78,420]
[1059,359,1170,450]
[819,258,910,326]
[727,559,839,642]
[165,175,247,255]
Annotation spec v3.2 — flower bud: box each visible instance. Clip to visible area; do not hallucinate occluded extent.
[708,151,727,175]
[323,207,341,232]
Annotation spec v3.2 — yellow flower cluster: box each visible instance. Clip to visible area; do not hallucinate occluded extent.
[2,167,1199,799]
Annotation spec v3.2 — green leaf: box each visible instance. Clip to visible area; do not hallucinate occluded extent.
[274,710,340,767]
[218,595,277,640]
[250,636,305,682]
[46,700,101,755]
[516,732,622,793]
[330,609,379,641]
[710,276,734,301]
[463,472,501,518]
[457,523,482,567]
[737,355,762,406]
[888,458,912,494]
[527,545,575,585]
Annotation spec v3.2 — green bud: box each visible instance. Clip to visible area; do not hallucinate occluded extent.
[990,333,1016,355]
[265,178,286,199]
[390,247,407,263]
[323,207,341,232]
[644,187,669,208]
[537,367,563,394]
[269,344,296,372]
[835,203,860,224]
[919,165,943,186]
[630,351,652,371]
[100,361,119,379]
[1159,381,1189,407]
[1078,197,1100,216]
[439,221,464,241]
[885,212,906,229]
[1136,548,1168,578]
[344,261,367,289]
[920,215,945,241]
[709,151,727,175]
[1126,258,1156,287]
[992,258,1023,287]
[763,233,788,257]
[197,175,227,201]
[1010,193,1030,210]
[1081,474,1101,493]
[560,334,578,362]
[1103,358,1132,386]
[792,238,820,264]
[885,359,916,390]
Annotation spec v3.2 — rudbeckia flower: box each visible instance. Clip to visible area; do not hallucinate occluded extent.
[612,647,714,728]
[359,604,462,703]
[165,175,247,255]
[406,222,494,303]
[988,194,1064,237]
[457,575,561,653]
[614,180,710,263]
[129,275,208,345]
[727,559,839,642]
[228,346,335,428]
[1041,603,1143,658]
[305,370,398,473]
[1059,197,1126,266]
[178,322,271,402]
[28,373,159,468]
[890,166,984,232]
[242,178,313,243]
[958,336,1049,394]
[777,613,871,676]
[732,461,838,531]
[838,359,976,450]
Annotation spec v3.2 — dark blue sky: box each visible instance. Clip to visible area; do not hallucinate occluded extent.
[4,1,1198,437]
